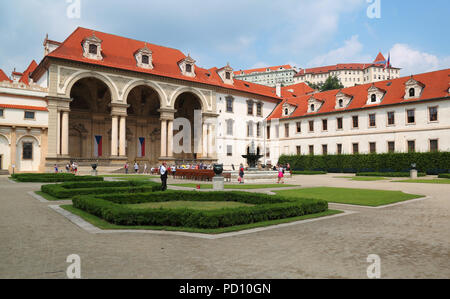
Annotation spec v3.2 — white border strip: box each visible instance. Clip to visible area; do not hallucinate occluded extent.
[49,205,356,240]
[328,196,431,210]
[28,191,48,203]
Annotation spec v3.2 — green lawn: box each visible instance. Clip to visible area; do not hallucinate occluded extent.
[333,176,389,181]
[35,191,61,201]
[171,183,297,190]
[61,205,342,234]
[124,201,254,211]
[274,187,423,207]
[395,179,450,184]
[100,174,159,181]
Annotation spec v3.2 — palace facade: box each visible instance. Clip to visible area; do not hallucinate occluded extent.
[0,28,448,173]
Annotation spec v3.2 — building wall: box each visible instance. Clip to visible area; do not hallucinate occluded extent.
[235,69,297,87]
[267,99,449,165]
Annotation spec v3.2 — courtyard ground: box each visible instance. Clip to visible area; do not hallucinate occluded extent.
[0,174,449,279]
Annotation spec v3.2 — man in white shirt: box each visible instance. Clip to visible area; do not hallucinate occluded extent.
[160,162,168,191]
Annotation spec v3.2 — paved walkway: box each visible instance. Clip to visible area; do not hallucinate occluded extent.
[0,174,449,278]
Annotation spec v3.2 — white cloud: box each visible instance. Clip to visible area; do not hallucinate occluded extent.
[306,35,372,67]
[389,44,450,75]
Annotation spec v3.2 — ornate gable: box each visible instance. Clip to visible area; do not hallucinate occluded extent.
[404,76,425,100]
[366,85,386,105]
[282,102,296,117]
[217,63,234,85]
[178,54,196,78]
[307,97,323,113]
[335,91,352,109]
[82,33,103,60]
[135,43,153,70]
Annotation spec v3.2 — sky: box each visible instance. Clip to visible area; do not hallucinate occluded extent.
[0,0,449,77]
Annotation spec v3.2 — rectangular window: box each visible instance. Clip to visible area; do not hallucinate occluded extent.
[256,103,262,116]
[322,119,328,131]
[296,146,301,155]
[322,144,328,155]
[388,141,395,153]
[387,111,395,125]
[267,125,271,140]
[369,142,376,154]
[185,63,192,73]
[247,123,253,137]
[407,109,415,124]
[227,145,233,156]
[337,144,343,155]
[309,145,314,155]
[225,72,231,80]
[256,123,261,137]
[226,120,233,136]
[226,97,234,112]
[22,142,33,160]
[0,109,3,117]
[430,139,438,152]
[309,120,314,132]
[296,122,301,133]
[142,55,150,65]
[247,101,253,115]
[429,107,438,122]
[337,117,343,130]
[352,116,359,128]
[407,140,415,153]
[285,123,289,138]
[352,143,359,154]
[24,111,35,119]
[89,44,97,54]
[369,114,376,127]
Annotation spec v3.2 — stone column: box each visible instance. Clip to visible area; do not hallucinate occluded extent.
[119,116,126,156]
[202,123,208,158]
[61,111,69,156]
[9,128,17,174]
[111,116,119,156]
[56,111,61,155]
[167,120,173,157]
[207,124,213,158]
[160,119,167,157]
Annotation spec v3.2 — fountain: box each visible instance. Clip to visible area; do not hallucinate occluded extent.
[241,141,263,171]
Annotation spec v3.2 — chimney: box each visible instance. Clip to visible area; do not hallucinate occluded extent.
[276,83,282,97]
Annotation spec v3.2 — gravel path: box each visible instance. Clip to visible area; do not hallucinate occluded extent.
[0,175,449,279]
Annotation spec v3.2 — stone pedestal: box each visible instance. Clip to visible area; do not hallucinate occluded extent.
[91,170,98,176]
[213,176,225,191]
[410,169,418,179]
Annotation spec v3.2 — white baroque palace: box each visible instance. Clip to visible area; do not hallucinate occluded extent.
[0,28,448,173]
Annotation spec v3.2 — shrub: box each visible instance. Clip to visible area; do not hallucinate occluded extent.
[438,173,450,179]
[357,172,426,178]
[11,173,103,182]
[72,191,328,229]
[279,152,450,174]
[292,170,327,175]
[41,180,161,199]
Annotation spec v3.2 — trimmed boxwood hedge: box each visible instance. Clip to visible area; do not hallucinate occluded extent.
[291,170,327,175]
[438,173,450,179]
[279,152,450,175]
[41,180,161,199]
[11,173,103,182]
[72,191,328,229]
[356,172,426,178]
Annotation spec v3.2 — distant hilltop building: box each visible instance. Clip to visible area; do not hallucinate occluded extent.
[234,53,401,89]
[294,52,401,88]
[234,65,297,87]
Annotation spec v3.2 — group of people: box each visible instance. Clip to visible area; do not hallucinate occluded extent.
[53,161,79,174]
[236,163,291,184]
[123,162,213,175]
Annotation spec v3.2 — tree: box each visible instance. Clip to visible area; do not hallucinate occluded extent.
[306,76,344,92]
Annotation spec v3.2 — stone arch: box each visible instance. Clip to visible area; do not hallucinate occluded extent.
[0,134,10,170]
[15,135,41,172]
[64,71,119,103]
[170,87,209,112]
[0,133,11,145]
[122,80,167,108]
[16,135,41,147]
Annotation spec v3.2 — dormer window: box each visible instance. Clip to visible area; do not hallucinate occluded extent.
[285,108,289,115]
[225,72,231,80]
[310,104,315,112]
[178,54,196,77]
[338,99,343,107]
[135,43,153,70]
[366,85,386,105]
[217,63,234,85]
[82,32,103,60]
[308,97,323,113]
[335,91,353,109]
[404,77,424,100]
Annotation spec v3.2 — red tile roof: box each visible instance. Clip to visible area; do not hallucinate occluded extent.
[19,60,38,85]
[234,65,292,75]
[0,69,11,82]
[294,62,396,77]
[373,52,386,63]
[268,69,450,120]
[41,27,282,101]
[281,82,315,99]
[0,104,48,111]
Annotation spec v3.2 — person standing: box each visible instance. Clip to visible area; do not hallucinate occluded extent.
[54,164,59,173]
[160,162,168,191]
[238,163,245,184]
[134,162,139,174]
[124,162,129,174]
[171,165,176,179]
[143,163,148,174]
[277,165,285,184]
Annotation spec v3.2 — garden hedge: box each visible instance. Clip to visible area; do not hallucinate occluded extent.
[356,172,426,178]
[291,170,327,175]
[72,191,328,229]
[41,180,161,199]
[438,173,450,179]
[11,173,103,182]
[278,152,450,175]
